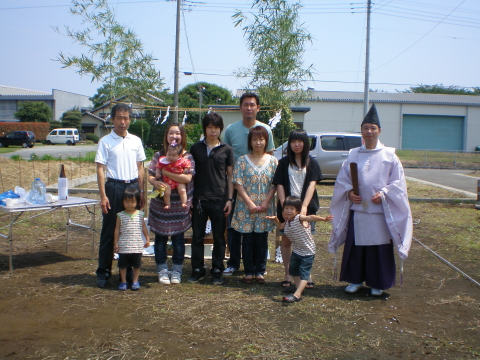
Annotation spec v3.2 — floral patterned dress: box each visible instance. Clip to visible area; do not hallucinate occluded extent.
[231,154,278,233]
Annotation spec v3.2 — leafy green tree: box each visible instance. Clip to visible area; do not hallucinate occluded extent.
[55,0,163,103]
[184,123,203,149]
[178,82,235,123]
[139,90,174,150]
[50,120,63,130]
[129,120,151,146]
[14,101,53,122]
[89,84,117,109]
[401,84,480,95]
[61,107,82,129]
[144,109,166,152]
[233,0,313,146]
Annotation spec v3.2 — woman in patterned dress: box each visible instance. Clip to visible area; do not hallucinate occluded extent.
[231,125,277,284]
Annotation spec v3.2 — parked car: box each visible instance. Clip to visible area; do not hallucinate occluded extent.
[273,132,363,180]
[46,128,79,145]
[0,131,35,148]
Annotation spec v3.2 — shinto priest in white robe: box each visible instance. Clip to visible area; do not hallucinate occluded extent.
[328,141,413,262]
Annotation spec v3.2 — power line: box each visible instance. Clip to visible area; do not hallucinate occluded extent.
[371,27,480,42]
[374,11,480,29]
[182,11,198,83]
[374,7,480,27]
[372,0,469,72]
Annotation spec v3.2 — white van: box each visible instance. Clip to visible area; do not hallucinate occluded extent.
[274,132,363,180]
[46,128,79,145]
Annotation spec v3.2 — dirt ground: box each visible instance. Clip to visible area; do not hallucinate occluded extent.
[0,159,479,359]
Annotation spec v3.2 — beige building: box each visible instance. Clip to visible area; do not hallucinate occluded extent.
[215,91,480,151]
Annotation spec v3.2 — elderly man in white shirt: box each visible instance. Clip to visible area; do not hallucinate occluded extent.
[95,103,146,288]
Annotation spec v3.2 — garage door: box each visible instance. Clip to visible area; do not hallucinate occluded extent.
[402,115,464,150]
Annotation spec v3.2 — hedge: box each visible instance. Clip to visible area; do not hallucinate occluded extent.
[0,122,51,140]
[86,133,100,143]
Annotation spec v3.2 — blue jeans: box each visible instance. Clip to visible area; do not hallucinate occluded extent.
[289,252,315,281]
[154,233,185,274]
[242,232,268,276]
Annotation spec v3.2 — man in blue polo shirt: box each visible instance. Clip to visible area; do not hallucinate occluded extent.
[188,113,234,285]
[95,103,146,288]
[222,92,274,276]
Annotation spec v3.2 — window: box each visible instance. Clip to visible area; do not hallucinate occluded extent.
[59,131,66,136]
[50,130,57,136]
[67,131,72,135]
[345,136,362,150]
[321,136,344,151]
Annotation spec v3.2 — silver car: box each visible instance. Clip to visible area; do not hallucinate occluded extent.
[273,132,363,180]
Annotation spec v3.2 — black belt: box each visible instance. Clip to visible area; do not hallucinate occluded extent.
[107,178,138,184]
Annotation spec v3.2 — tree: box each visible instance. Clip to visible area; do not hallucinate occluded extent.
[55,0,163,103]
[61,107,82,129]
[232,0,313,146]
[14,101,53,122]
[401,84,480,95]
[89,84,117,109]
[178,82,235,123]
[129,120,151,146]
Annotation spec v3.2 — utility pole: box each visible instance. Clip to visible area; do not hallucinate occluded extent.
[173,0,181,122]
[198,85,205,123]
[363,0,371,118]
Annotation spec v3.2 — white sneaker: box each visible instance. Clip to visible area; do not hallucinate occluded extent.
[371,288,383,296]
[345,283,363,293]
[223,267,236,276]
[170,270,181,284]
[158,269,171,285]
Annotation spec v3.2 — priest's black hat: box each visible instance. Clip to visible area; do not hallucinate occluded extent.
[361,103,381,128]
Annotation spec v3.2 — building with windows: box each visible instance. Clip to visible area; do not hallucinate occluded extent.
[0,85,91,122]
[220,90,480,151]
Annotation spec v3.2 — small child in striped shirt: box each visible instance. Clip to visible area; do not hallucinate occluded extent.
[114,187,150,291]
[267,196,333,303]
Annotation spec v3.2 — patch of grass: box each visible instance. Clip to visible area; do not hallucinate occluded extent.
[397,150,480,169]
[9,154,23,161]
[466,171,480,178]
[40,154,56,161]
[316,180,473,199]
[0,147,17,154]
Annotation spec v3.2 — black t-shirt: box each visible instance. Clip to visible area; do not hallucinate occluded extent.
[190,140,234,202]
[272,156,322,222]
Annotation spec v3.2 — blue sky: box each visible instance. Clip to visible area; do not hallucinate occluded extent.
[1,0,479,98]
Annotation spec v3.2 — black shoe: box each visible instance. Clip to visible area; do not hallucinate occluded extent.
[212,269,223,285]
[188,269,205,283]
[96,278,108,288]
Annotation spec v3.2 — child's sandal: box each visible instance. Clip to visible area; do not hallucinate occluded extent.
[283,294,302,303]
[118,282,127,291]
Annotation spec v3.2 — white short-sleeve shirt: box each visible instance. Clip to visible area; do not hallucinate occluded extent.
[95,130,146,180]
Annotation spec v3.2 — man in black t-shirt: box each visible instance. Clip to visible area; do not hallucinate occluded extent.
[188,113,234,285]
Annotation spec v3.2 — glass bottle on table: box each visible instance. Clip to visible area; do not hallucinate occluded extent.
[58,164,68,200]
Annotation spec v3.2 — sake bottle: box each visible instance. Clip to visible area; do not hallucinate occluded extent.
[58,164,68,200]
